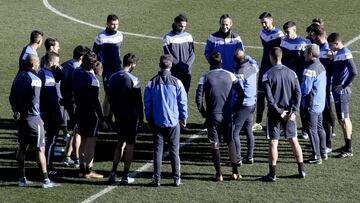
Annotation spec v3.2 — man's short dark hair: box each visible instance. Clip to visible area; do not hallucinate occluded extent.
[219,14,231,23]
[30,30,44,44]
[45,52,59,65]
[44,38,58,51]
[174,14,187,23]
[327,32,341,43]
[259,12,272,19]
[309,27,326,37]
[73,45,87,60]
[209,52,222,68]
[107,14,118,23]
[269,47,282,61]
[283,21,296,30]
[123,53,138,67]
[312,17,324,26]
[159,54,172,69]
[82,51,98,71]
[306,23,321,34]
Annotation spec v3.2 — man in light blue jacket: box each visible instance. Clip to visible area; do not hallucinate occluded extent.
[144,54,188,187]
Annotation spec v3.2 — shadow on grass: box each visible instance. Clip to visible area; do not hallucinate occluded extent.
[0,119,314,185]
[0,118,17,131]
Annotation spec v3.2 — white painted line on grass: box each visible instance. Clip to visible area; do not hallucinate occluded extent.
[42,0,261,48]
[344,35,360,47]
[43,0,360,52]
[43,0,360,53]
[81,131,204,203]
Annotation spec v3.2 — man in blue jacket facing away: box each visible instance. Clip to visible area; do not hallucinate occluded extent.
[144,54,188,187]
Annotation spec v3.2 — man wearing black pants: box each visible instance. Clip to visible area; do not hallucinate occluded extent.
[301,44,327,164]
[144,55,188,187]
[308,27,336,153]
[232,49,258,165]
[38,52,62,174]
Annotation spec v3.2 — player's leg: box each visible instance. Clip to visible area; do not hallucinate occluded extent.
[152,126,164,186]
[287,118,305,178]
[167,124,181,186]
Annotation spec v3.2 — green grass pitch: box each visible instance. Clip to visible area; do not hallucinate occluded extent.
[0,0,360,202]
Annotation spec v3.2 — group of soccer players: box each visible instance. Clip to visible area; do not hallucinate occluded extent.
[9,11,356,188]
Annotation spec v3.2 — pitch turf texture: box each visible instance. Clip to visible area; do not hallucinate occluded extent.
[1,0,360,202]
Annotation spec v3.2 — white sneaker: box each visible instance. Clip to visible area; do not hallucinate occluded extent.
[42,178,61,188]
[299,132,309,139]
[18,177,33,187]
[252,123,263,131]
[121,176,135,185]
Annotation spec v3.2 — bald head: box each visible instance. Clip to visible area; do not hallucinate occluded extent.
[25,54,40,72]
[234,48,246,65]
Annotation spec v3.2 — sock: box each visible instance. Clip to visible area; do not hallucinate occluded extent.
[231,163,239,174]
[111,162,118,173]
[256,115,262,124]
[345,138,352,151]
[62,127,68,135]
[123,167,130,178]
[18,164,25,178]
[79,164,85,174]
[269,165,276,177]
[86,167,92,174]
[211,148,221,176]
[297,162,304,173]
[43,173,49,180]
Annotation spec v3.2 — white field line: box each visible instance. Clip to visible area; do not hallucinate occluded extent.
[42,0,360,52]
[81,131,205,203]
[42,0,260,48]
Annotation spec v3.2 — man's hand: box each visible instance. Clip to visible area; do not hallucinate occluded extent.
[333,85,343,94]
[280,110,288,120]
[179,120,186,128]
[13,112,20,122]
[199,106,206,118]
[289,113,296,121]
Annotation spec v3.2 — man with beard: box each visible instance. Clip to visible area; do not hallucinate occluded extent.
[205,14,244,72]
[93,14,123,130]
[253,12,284,132]
[163,14,195,94]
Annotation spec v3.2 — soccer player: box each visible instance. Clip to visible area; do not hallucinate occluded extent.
[107,53,144,185]
[328,33,357,158]
[163,14,195,94]
[196,52,244,181]
[309,27,336,153]
[40,38,60,67]
[60,45,88,168]
[280,21,311,140]
[204,14,244,72]
[253,12,284,131]
[301,44,327,164]
[232,49,258,165]
[144,54,188,187]
[72,51,104,179]
[38,52,62,174]
[261,47,305,182]
[39,38,69,140]
[10,54,60,188]
[93,14,123,130]
[306,18,325,42]
[18,30,44,73]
